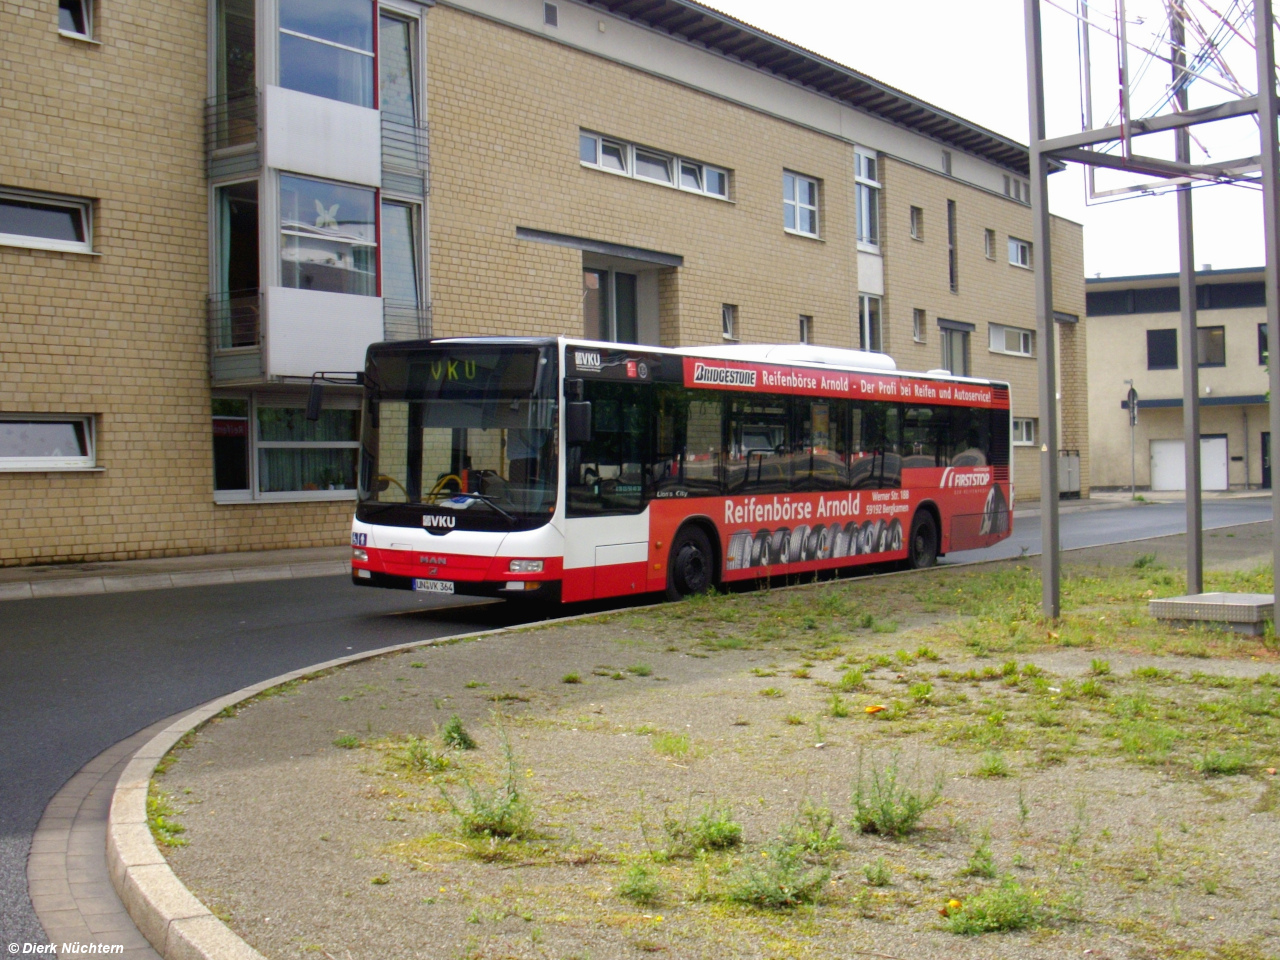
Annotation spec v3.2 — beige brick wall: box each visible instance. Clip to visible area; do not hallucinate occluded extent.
[0,0,351,566]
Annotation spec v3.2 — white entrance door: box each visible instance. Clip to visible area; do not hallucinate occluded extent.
[1150,437,1229,491]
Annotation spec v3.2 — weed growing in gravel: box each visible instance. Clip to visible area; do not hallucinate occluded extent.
[440,726,532,840]
[401,736,451,773]
[783,714,805,725]
[147,791,188,848]
[618,863,663,905]
[561,673,581,684]
[652,731,690,758]
[863,857,891,886]
[838,668,866,692]
[333,735,360,749]
[850,751,944,837]
[828,693,851,718]
[627,664,653,677]
[663,802,742,854]
[1090,658,1112,676]
[760,687,784,698]
[974,751,1009,778]
[441,714,477,751]
[943,877,1050,934]
[782,801,840,857]
[1196,749,1252,776]
[726,839,830,908]
[960,830,997,878]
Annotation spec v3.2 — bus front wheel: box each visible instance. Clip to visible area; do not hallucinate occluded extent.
[666,526,715,601]
[908,511,939,569]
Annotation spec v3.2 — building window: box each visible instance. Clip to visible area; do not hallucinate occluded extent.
[58,0,92,38]
[855,149,879,247]
[941,326,970,376]
[279,0,374,108]
[1259,322,1268,365]
[946,200,958,293]
[381,199,422,309]
[1004,176,1030,203]
[279,175,377,296]
[941,150,952,176]
[1147,328,1177,370]
[913,308,926,343]
[989,323,1035,357]
[799,315,813,344]
[380,13,418,121]
[859,295,882,352]
[722,303,738,341]
[1008,237,1032,268]
[0,190,92,254]
[544,2,558,26]
[579,131,728,199]
[1197,326,1226,367]
[213,395,361,500]
[1012,417,1037,445]
[0,415,95,471]
[909,205,924,240]
[984,228,996,259]
[783,171,819,237]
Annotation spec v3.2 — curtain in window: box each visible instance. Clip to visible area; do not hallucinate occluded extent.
[379,15,416,120]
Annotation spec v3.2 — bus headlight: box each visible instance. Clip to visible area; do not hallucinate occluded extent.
[508,559,543,573]
[353,548,368,562]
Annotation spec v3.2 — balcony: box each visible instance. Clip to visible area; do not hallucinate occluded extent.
[383,299,431,341]
[206,92,259,178]
[208,291,263,384]
[381,115,429,197]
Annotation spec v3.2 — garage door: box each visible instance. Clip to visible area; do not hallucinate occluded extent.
[1150,437,1228,491]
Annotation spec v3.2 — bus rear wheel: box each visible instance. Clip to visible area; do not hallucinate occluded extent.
[666,526,715,601]
[908,510,939,569]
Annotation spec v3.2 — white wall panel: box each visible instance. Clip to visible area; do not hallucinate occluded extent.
[857,252,884,296]
[264,86,381,188]
[264,286,383,378]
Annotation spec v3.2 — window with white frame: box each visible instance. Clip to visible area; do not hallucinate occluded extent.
[1008,237,1032,268]
[213,395,361,500]
[909,205,923,240]
[855,148,879,247]
[1012,417,1037,445]
[1004,175,1030,203]
[783,171,819,237]
[279,0,375,108]
[989,322,1035,357]
[941,325,970,376]
[579,132,729,199]
[913,308,926,343]
[859,295,882,352]
[722,303,738,340]
[798,315,813,344]
[0,415,96,471]
[984,228,996,259]
[58,0,92,38]
[279,175,377,296]
[941,150,952,176]
[0,190,92,254]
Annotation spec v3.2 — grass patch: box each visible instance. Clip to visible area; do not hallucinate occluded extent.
[561,672,582,684]
[759,687,784,698]
[441,714,477,751]
[863,857,891,886]
[959,830,997,878]
[147,791,188,848]
[663,802,742,854]
[652,731,690,759]
[1196,749,1252,777]
[974,751,1009,778]
[332,734,360,749]
[944,877,1051,934]
[618,863,663,905]
[627,664,653,677]
[725,840,830,908]
[838,668,866,692]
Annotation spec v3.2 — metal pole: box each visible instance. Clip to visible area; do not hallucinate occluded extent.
[1126,378,1136,498]
[1173,6,1202,594]
[1257,0,1280,593]
[1026,0,1060,618]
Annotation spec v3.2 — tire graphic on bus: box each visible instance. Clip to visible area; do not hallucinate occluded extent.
[980,483,1010,536]
[726,530,753,570]
[887,518,903,552]
[724,514,906,570]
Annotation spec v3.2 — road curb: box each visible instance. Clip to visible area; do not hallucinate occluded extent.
[1,560,350,603]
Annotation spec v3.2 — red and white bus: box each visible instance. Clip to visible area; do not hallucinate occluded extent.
[350,337,1012,602]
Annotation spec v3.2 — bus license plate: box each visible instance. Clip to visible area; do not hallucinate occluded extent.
[413,579,455,594]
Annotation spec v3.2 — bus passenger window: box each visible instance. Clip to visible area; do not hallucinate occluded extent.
[949,406,990,466]
[848,402,901,488]
[727,399,790,494]
[567,382,648,516]
[794,399,848,491]
[651,387,722,498]
[902,405,950,468]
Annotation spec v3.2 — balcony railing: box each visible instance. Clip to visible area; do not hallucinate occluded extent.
[208,291,263,382]
[384,299,431,341]
[206,92,259,154]
[381,115,429,195]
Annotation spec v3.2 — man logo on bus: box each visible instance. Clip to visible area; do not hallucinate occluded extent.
[940,467,992,489]
[575,351,602,370]
[423,514,456,529]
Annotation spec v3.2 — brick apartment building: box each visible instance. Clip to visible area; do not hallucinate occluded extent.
[0,0,1088,567]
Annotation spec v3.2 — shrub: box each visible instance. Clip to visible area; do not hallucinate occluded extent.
[440,728,532,840]
[850,752,943,837]
[863,857,891,887]
[944,877,1046,934]
[726,841,830,908]
[664,803,742,854]
[441,714,477,751]
[783,801,840,857]
[618,863,663,905]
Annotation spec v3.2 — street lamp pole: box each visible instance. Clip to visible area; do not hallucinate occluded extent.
[1125,379,1137,499]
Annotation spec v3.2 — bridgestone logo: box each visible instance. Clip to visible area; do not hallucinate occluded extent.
[423,514,456,529]
[693,362,756,387]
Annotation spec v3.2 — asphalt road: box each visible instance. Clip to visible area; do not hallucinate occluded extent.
[947,497,1274,563]
[0,496,1272,946]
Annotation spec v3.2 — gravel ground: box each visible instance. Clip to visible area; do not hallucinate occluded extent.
[157,526,1280,960]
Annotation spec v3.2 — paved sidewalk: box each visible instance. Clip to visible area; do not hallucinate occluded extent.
[0,546,349,602]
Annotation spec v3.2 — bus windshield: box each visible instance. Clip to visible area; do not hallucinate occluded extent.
[357,345,558,529]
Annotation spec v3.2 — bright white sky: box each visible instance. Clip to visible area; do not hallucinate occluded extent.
[704,0,1268,279]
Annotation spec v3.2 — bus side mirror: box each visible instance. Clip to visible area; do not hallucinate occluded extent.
[565,378,585,401]
[306,382,324,421]
[566,401,592,444]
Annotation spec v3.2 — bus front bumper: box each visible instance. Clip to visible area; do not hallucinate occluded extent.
[351,568,561,601]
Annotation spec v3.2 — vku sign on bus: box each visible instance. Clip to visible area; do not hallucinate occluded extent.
[422,514,456,529]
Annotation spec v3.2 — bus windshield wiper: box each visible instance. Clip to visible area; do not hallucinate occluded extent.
[448,492,517,522]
